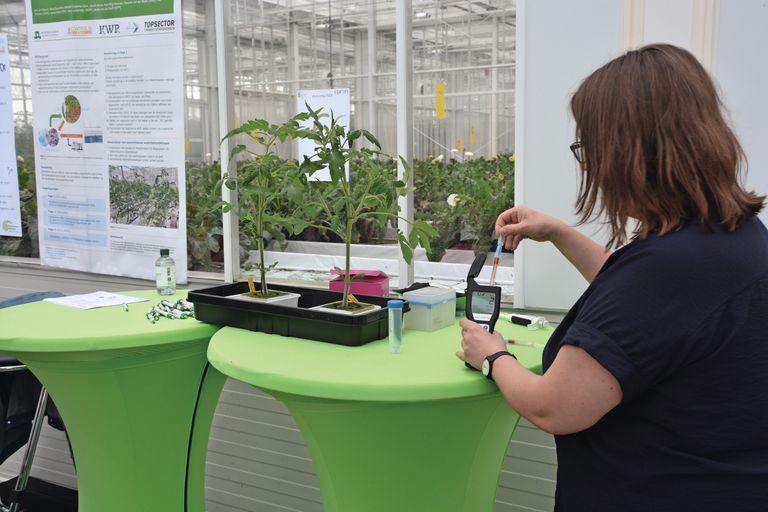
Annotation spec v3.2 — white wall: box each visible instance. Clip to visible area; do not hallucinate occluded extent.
[716,1,768,224]
[514,0,623,310]
[515,0,768,310]
[643,0,694,48]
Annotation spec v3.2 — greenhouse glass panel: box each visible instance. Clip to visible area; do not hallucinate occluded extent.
[219,0,515,290]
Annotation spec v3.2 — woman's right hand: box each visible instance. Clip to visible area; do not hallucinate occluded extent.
[495,205,566,251]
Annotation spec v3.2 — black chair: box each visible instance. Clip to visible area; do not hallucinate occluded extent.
[0,292,64,512]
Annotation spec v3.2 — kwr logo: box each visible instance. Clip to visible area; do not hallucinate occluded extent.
[99,24,120,35]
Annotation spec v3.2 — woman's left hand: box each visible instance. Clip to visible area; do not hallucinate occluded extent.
[456,318,507,369]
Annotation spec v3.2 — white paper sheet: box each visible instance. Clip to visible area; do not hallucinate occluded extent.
[43,291,149,310]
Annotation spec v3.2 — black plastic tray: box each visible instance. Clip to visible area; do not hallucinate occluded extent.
[187,282,408,346]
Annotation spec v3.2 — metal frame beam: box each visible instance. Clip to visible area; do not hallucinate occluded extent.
[215,0,239,283]
[396,0,414,287]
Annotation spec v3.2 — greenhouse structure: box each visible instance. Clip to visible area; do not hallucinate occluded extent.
[0,1,766,511]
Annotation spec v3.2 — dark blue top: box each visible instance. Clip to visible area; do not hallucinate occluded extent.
[542,215,768,512]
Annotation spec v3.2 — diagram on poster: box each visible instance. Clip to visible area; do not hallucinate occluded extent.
[25,0,187,282]
[37,95,103,152]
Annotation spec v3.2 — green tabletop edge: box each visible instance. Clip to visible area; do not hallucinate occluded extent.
[207,318,550,402]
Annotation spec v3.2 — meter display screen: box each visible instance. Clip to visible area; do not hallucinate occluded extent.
[470,290,496,322]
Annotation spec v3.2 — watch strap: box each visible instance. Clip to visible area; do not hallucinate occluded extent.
[485,351,516,381]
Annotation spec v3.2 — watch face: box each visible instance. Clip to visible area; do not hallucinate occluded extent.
[482,358,490,376]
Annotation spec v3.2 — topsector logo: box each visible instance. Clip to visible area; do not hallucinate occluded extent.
[144,19,175,32]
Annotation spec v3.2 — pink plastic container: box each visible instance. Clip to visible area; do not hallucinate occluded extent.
[329,269,390,297]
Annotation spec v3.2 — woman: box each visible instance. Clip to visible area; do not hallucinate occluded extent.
[457,44,768,511]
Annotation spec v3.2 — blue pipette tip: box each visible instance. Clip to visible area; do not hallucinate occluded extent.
[494,235,504,257]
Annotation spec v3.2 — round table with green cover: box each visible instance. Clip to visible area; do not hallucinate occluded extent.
[0,290,221,512]
[207,318,551,512]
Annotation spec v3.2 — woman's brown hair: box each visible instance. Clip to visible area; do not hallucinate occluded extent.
[570,43,764,248]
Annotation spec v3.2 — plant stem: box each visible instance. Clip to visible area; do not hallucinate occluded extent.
[342,217,353,308]
[257,195,268,295]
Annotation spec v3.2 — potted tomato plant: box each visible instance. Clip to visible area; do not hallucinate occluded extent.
[219,116,307,306]
[294,104,436,314]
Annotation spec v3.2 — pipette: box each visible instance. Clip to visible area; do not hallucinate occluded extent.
[489,235,503,285]
[506,339,546,349]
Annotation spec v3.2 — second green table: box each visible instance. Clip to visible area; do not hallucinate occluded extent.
[207,318,550,512]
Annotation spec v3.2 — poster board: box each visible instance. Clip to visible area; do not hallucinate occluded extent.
[0,33,22,238]
[296,88,350,181]
[25,0,187,282]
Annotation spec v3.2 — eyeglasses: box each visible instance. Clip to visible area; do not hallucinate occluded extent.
[569,140,584,164]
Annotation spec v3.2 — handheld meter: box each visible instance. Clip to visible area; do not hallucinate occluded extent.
[465,253,502,333]
[463,253,502,371]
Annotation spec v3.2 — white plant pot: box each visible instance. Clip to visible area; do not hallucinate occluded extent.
[310,302,381,316]
[227,291,301,308]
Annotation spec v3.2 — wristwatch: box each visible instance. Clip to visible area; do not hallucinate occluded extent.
[482,351,516,381]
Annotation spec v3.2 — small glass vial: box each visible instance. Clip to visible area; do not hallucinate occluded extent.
[388,300,404,353]
[155,248,176,296]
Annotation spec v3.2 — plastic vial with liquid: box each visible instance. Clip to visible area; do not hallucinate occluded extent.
[155,248,176,296]
[388,300,404,353]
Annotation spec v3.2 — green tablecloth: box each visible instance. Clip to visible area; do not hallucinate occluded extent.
[0,290,222,512]
[208,317,551,512]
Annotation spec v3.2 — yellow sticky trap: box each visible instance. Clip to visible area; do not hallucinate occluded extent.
[247,276,256,295]
[456,138,463,152]
[436,82,446,119]
[470,127,475,146]
[347,294,360,304]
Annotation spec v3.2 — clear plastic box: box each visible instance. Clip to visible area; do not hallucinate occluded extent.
[402,287,456,331]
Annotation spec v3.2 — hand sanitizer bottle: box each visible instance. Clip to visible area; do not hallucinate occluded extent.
[155,248,176,296]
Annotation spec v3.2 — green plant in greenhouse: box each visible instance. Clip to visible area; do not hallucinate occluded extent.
[415,153,515,260]
[349,155,398,243]
[295,104,437,310]
[0,154,38,258]
[186,161,224,270]
[220,116,308,298]
[0,124,40,258]
[14,123,36,167]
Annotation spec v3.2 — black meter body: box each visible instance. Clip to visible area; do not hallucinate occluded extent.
[463,253,503,371]
[465,253,502,333]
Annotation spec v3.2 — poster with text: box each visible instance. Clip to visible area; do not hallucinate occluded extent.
[296,88,350,181]
[0,33,22,238]
[25,0,187,282]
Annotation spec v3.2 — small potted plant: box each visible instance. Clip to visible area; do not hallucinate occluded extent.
[219,116,308,307]
[295,104,437,314]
